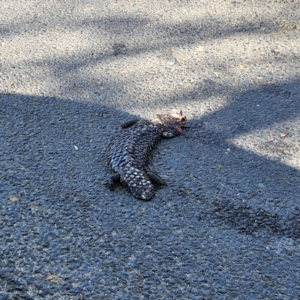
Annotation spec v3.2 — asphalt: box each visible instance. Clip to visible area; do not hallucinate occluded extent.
[1,0,300,299]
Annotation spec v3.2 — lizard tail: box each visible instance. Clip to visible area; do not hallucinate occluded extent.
[122,170,155,200]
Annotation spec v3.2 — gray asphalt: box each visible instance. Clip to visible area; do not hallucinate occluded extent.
[1,1,300,299]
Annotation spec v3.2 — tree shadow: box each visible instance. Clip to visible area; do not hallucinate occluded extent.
[1,81,299,242]
[0,81,299,299]
[2,12,298,74]
[0,13,282,40]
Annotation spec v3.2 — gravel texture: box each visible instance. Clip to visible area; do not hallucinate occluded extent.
[1,0,300,299]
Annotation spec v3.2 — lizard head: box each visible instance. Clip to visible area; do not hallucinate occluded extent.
[156,110,187,128]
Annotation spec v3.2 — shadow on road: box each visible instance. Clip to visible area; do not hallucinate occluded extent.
[1,81,299,240]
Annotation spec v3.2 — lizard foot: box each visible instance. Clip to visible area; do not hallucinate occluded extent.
[146,168,167,185]
[109,174,120,190]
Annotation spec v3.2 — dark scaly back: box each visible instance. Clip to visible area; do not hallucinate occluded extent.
[109,111,186,200]
[110,120,165,200]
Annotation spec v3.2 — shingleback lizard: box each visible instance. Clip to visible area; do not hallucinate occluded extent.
[109,111,187,200]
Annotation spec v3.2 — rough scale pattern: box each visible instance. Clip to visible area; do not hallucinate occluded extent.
[109,112,186,200]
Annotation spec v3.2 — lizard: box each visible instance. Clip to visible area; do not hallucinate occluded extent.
[108,111,187,200]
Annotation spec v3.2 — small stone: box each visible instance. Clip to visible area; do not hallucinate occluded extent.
[45,274,61,283]
[9,195,18,203]
[112,43,127,55]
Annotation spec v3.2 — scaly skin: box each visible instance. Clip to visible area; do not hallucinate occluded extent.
[109,111,186,200]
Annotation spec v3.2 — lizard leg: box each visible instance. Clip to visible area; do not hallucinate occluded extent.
[121,119,139,128]
[109,174,120,190]
[146,167,166,185]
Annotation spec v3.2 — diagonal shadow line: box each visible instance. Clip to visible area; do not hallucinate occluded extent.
[25,42,299,82]
[0,13,287,40]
